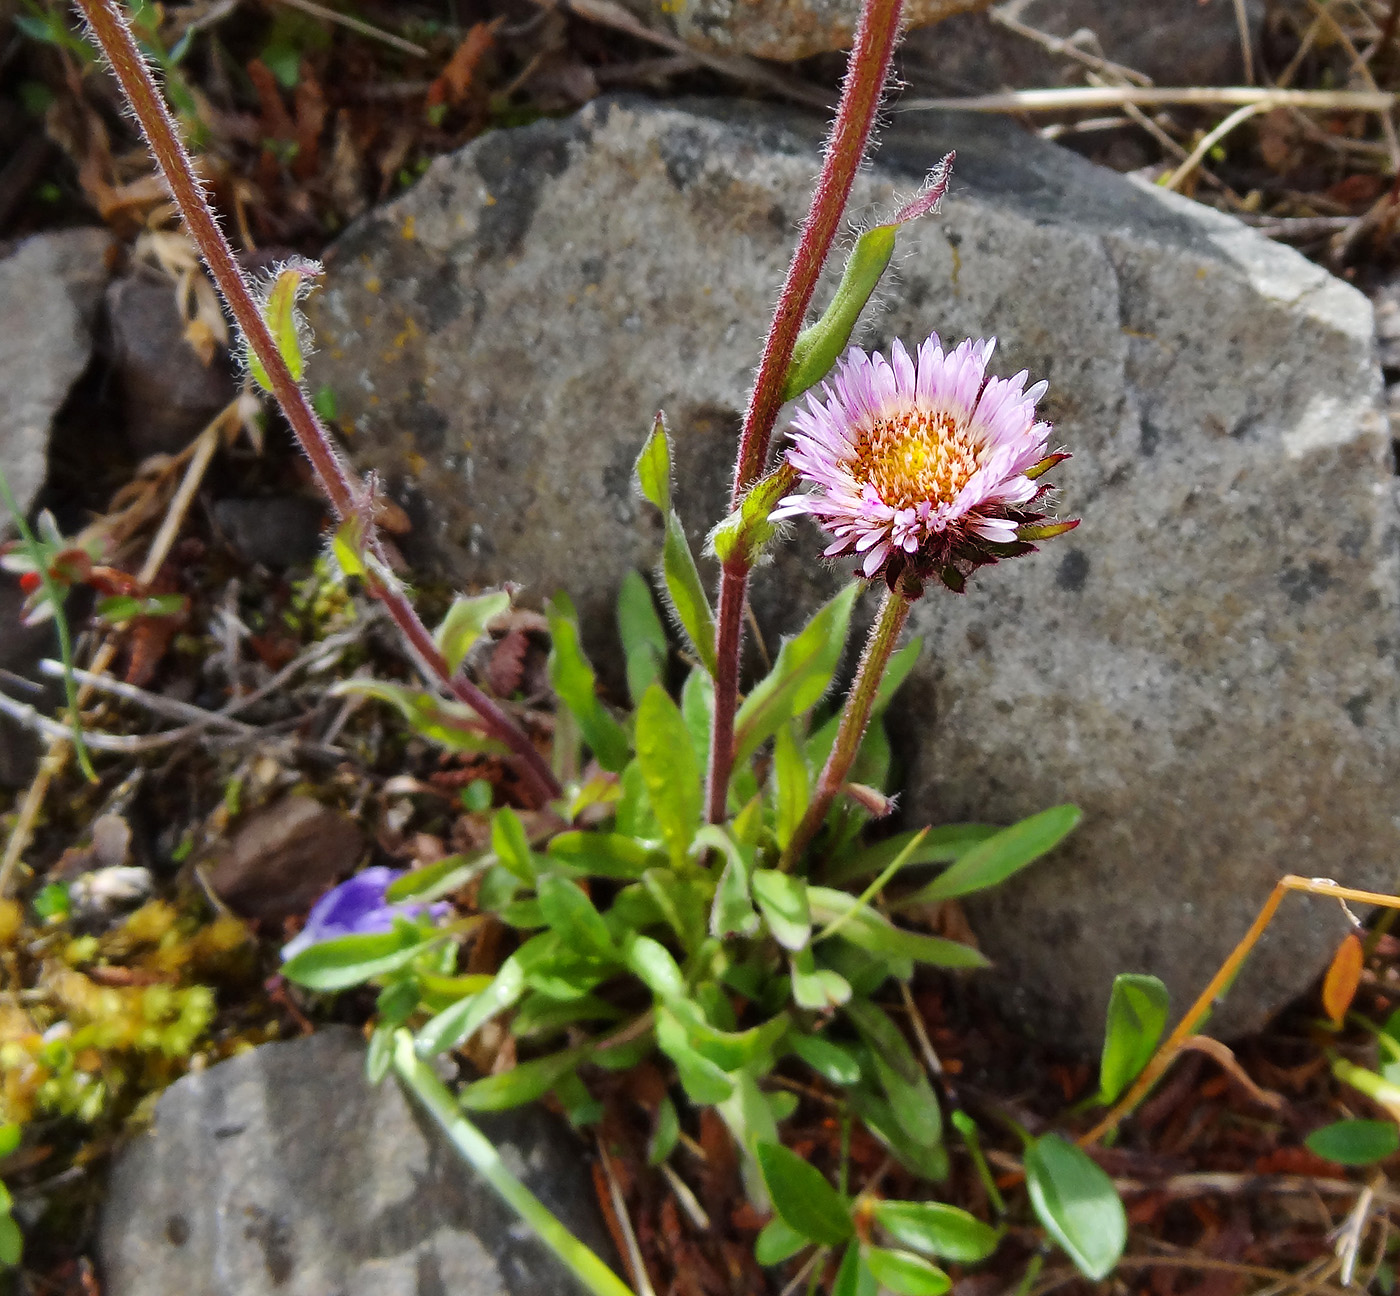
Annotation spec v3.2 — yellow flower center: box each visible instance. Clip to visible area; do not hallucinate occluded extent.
[851,408,985,511]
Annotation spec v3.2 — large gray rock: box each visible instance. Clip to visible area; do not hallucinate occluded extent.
[304,98,1395,1045]
[99,1029,618,1296]
[617,0,986,61]
[0,228,112,526]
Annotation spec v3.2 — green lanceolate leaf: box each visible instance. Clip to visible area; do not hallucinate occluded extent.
[435,589,511,674]
[656,1008,735,1103]
[734,583,859,769]
[698,824,760,939]
[824,823,999,887]
[772,721,810,853]
[0,1212,20,1268]
[756,1141,852,1246]
[282,927,440,991]
[845,1001,943,1153]
[458,1046,589,1111]
[636,684,702,868]
[549,831,663,879]
[871,1201,1000,1263]
[1097,973,1169,1105]
[648,1095,681,1166]
[1024,1134,1126,1281]
[681,668,714,768]
[492,806,536,883]
[709,463,798,568]
[661,510,718,677]
[545,593,629,771]
[809,887,990,970]
[635,412,672,513]
[752,869,812,951]
[783,224,898,403]
[331,678,507,755]
[862,1247,951,1296]
[622,933,687,1001]
[248,258,319,391]
[789,1033,862,1086]
[387,853,488,904]
[1305,1119,1400,1166]
[416,954,527,1056]
[896,805,1082,907]
[791,947,852,1010]
[618,570,668,705]
[832,1242,876,1296]
[536,874,617,959]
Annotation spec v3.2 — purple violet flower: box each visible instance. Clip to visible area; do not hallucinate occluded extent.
[281,866,447,962]
[771,334,1076,592]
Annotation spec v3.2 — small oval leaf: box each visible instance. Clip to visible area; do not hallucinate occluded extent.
[1024,1134,1126,1281]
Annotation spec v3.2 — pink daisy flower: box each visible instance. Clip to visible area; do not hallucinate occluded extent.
[771,333,1076,591]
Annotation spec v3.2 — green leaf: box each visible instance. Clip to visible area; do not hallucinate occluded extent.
[824,823,1000,887]
[872,1201,1000,1263]
[809,888,990,969]
[755,1216,809,1266]
[783,224,898,402]
[549,831,664,879]
[700,825,760,940]
[648,1095,681,1166]
[635,412,672,513]
[282,927,439,991]
[752,870,812,951]
[789,1033,861,1086]
[1097,974,1169,1105]
[459,1048,588,1111]
[1305,1119,1400,1166]
[622,933,687,1001]
[657,1012,735,1104]
[537,875,617,959]
[849,1086,947,1180]
[511,992,624,1039]
[681,668,714,769]
[845,1001,943,1153]
[642,868,708,953]
[636,684,702,867]
[416,955,526,1056]
[734,584,858,769]
[248,259,318,390]
[434,590,511,674]
[0,1125,19,1160]
[661,510,718,677]
[618,571,668,705]
[1024,1133,1126,1281]
[772,721,810,853]
[832,1242,876,1296]
[491,807,536,883]
[791,947,852,1011]
[0,1212,20,1268]
[386,853,488,904]
[756,1141,852,1246]
[709,463,797,568]
[862,1246,950,1296]
[897,806,1081,907]
[545,594,630,771]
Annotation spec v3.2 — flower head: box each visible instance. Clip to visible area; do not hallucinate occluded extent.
[771,334,1076,593]
[280,866,447,962]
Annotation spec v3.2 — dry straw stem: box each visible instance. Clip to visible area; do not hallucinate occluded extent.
[74,0,561,808]
[267,0,429,58]
[900,86,1398,113]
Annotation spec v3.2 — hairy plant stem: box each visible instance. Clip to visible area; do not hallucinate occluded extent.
[705,0,905,823]
[781,579,912,869]
[76,0,561,807]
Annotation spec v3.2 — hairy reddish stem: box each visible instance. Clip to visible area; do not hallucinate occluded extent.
[781,580,911,869]
[76,0,561,807]
[705,0,905,822]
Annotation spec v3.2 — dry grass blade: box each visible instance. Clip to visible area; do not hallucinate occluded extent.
[1164,100,1269,191]
[266,0,429,58]
[900,86,1397,113]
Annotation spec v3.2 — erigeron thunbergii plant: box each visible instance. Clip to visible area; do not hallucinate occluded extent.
[74,0,1138,1291]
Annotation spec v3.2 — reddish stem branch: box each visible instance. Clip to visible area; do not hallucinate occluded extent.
[75,0,561,807]
[705,0,905,822]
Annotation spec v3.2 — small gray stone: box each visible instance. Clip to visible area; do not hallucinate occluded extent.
[616,0,987,61]
[105,268,236,458]
[0,228,113,526]
[305,99,1396,1045]
[98,1029,618,1296]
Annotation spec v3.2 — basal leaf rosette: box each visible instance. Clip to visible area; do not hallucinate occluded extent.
[771,334,1077,593]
